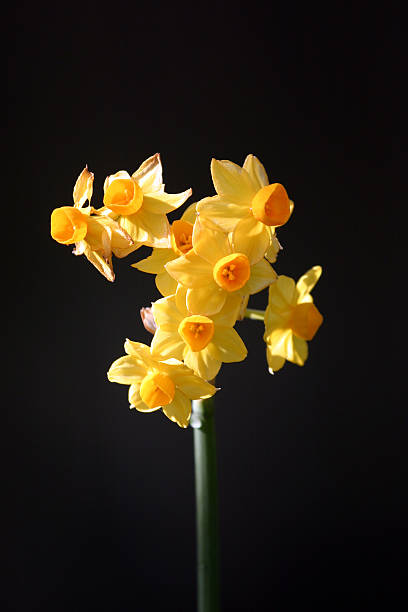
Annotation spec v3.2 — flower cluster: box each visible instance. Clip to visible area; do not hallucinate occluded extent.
[51,153,323,427]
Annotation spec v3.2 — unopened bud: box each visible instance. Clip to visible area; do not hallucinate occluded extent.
[140,307,157,334]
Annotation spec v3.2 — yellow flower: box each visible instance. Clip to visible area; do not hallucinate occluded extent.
[165,218,277,316]
[50,167,133,281]
[131,203,197,296]
[150,287,247,380]
[196,154,292,263]
[264,266,323,372]
[102,153,192,258]
[107,340,217,428]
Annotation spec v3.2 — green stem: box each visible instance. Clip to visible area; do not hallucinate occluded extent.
[191,397,220,612]
[244,308,265,321]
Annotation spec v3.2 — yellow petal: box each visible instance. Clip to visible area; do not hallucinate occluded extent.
[264,306,286,333]
[131,153,163,193]
[211,159,256,201]
[186,285,226,316]
[124,340,153,364]
[155,271,178,296]
[152,295,183,328]
[151,326,185,360]
[87,222,111,259]
[265,328,292,355]
[136,208,170,248]
[211,327,247,363]
[292,335,308,365]
[232,215,271,264]
[237,294,250,321]
[211,294,242,327]
[107,355,146,384]
[242,154,269,190]
[181,202,198,224]
[165,252,214,288]
[266,347,285,373]
[128,383,145,408]
[266,329,308,366]
[135,401,161,413]
[243,259,277,295]
[73,166,94,208]
[196,195,248,232]
[119,212,149,245]
[268,276,296,310]
[142,188,192,214]
[192,218,231,264]
[174,284,189,315]
[100,217,133,250]
[81,242,115,282]
[265,231,282,263]
[183,346,221,380]
[170,367,218,398]
[296,266,322,301]
[162,390,191,427]
[132,248,175,274]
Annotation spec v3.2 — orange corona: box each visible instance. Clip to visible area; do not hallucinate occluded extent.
[251,183,291,227]
[139,371,176,409]
[178,315,215,351]
[289,303,323,340]
[104,178,143,215]
[50,206,88,244]
[213,253,250,292]
[171,219,194,255]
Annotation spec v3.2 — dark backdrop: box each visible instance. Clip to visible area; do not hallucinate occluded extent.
[6,2,405,610]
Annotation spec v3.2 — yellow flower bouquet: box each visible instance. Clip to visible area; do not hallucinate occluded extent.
[51,152,323,612]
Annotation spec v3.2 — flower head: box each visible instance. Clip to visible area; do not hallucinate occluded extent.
[264,266,323,372]
[102,154,192,258]
[50,167,133,281]
[165,218,277,315]
[196,155,292,263]
[107,340,217,427]
[150,287,247,380]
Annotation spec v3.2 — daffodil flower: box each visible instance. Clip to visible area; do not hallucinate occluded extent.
[165,218,277,316]
[50,167,133,281]
[107,340,217,427]
[101,153,192,258]
[150,287,247,380]
[196,155,292,263]
[264,266,323,372]
[131,203,197,296]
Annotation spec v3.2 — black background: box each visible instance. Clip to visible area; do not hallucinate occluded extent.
[6,1,405,610]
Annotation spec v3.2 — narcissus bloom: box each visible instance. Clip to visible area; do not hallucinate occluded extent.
[151,287,247,380]
[102,154,192,258]
[50,167,133,281]
[131,203,197,296]
[165,218,277,316]
[264,266,323,372]
[107,340,217,427]
[196,155,292,263]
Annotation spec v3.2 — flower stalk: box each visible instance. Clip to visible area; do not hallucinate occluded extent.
[191,397,220,612]
[244,308,265,321]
